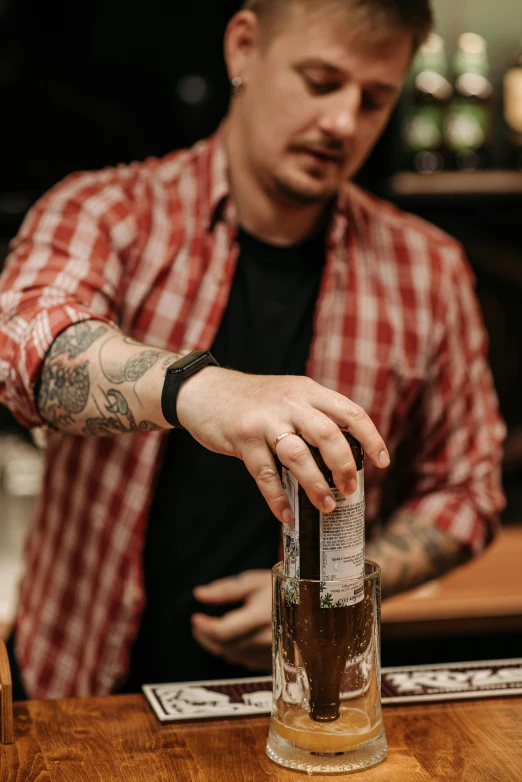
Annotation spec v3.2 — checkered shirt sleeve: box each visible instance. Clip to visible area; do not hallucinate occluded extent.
[390,245,505,554]
[0,169,137,426]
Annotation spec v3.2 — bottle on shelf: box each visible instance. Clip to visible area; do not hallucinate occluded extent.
[503,39,522,170]
[281,433,366,722]
[444,33,493,171]
[402,33,453,174]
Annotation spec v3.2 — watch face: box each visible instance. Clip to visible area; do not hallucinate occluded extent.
[168,350,210,374]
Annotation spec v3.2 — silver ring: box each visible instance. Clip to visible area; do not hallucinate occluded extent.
[272,431,298,454]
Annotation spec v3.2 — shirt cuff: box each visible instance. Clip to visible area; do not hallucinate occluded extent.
[4,303,118,428]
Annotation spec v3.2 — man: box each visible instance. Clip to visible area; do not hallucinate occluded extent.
[0,0,505,700]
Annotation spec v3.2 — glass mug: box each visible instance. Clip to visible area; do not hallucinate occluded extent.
[266,561,387,774]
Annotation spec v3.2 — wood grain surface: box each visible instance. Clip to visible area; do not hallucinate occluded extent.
[0,640,13,744]
[382,526,522,637]
[0,624,11,642]
[1,693,521,781]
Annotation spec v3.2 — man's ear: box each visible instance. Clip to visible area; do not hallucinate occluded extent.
[224,10,261,85]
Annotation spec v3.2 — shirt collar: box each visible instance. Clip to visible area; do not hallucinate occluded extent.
[205,127,233,230]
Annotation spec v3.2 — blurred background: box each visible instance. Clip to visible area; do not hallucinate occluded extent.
[1,0,521,663]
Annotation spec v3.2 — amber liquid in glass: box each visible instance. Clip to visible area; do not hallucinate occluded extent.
[271,706,382,752]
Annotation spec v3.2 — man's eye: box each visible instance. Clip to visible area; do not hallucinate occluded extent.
[362,95,386,112]
[305,77,339,95]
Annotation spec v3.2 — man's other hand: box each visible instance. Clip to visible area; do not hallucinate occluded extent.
[191,570,272,671]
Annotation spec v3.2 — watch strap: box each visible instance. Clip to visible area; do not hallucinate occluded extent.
[161,350,219,429]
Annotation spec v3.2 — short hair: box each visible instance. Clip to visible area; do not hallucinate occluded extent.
[242,0,433,50]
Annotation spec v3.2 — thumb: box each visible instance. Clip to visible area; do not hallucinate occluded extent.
[193,574,251,604]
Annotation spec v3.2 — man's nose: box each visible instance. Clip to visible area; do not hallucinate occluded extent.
[318,85,360,141]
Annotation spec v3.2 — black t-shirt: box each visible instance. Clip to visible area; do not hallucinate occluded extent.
[125,227,325,689]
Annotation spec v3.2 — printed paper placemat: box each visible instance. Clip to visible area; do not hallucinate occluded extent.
[381,657,522,703]
[143,676,273,722]
[143,658,522,723]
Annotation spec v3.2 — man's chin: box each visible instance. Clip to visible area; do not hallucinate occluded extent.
[272,172,340,205]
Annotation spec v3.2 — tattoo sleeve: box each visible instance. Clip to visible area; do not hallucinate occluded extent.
[36,320,181,435]
[365,511,470,600]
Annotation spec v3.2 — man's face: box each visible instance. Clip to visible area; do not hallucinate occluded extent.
[230,4,412,204]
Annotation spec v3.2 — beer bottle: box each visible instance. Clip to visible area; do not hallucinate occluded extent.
[281,432,365,722]
[402,33,453,174]
[503,36,522,170]
[445,33,493,171]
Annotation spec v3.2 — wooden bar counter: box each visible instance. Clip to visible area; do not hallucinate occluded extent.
[1,691,521,780]
[381,526,522,638]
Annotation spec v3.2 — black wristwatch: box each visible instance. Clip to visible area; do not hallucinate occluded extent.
[161,349,220,429]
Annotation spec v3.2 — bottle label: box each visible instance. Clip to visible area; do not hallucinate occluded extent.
[319,471,365,608]
[281,466,365,608]
[504,68,522,134]
[282,467,300,604]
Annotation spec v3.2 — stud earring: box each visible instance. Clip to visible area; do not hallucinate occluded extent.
[231,76,244,96]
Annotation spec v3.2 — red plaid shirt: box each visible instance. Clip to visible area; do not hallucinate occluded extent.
[0,132,505,699]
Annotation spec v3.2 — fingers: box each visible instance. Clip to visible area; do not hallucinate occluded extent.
[241,443,296,523]
[242,431,350,517]
[193,570,269,605]
[242,405,388,518]
[193,576,251,605]
[312,389,390,470]
[272,431,338,511]
[192,603,268,643]
[191,621,223,658]
[192,619,272,670]
[192,569,272,666]
[296,414,357,495]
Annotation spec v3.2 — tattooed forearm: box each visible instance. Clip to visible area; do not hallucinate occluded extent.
[37,360,91,428]
[366,512,470,600]
[37,320,108,426]
[99,336,162,385]
[84,389,162,434]
[36,320,181,435]
[49,321,108,359]
[162,354,177,370]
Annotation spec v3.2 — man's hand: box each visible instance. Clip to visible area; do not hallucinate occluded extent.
[191,570,272,671]
[177,368,390,523]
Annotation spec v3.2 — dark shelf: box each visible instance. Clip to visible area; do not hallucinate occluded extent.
[386,170,522,201]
